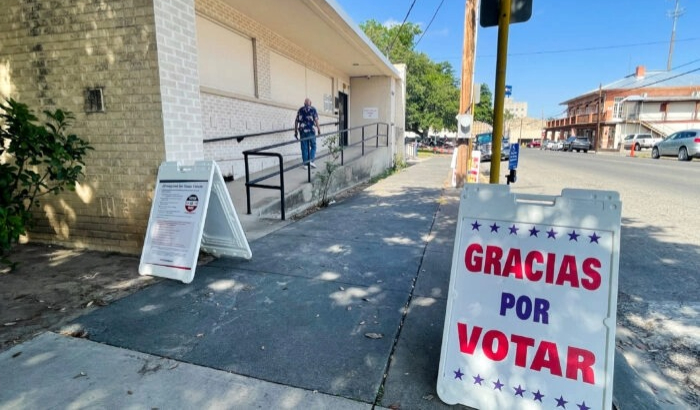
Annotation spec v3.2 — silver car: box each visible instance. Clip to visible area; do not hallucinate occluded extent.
[651,129,700,161]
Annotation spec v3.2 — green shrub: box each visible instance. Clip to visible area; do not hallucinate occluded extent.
[315,133,342,207]
[0,98,93,268]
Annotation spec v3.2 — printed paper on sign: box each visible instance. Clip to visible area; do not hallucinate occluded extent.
[437,185,621,410]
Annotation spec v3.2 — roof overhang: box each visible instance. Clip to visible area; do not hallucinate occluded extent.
[220,0,400,79]
[624,95,700,103]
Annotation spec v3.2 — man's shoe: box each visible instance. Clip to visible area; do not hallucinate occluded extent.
[310,162,317,169]
[302,165,308,170]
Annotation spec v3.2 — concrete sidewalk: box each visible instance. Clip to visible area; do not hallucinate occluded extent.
[0,156,668,409]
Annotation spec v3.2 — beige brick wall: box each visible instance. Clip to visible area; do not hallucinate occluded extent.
[196,0,345,179]
[0,0,166,254]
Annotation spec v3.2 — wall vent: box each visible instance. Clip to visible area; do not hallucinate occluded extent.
[85,88,105,113]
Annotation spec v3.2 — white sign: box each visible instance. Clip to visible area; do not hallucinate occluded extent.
[139,161,252,283]
[468,150,481,183]
[438,185,621,410]
[363,107,379,119]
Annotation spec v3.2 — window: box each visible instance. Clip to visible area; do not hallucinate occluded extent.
[613,97,624,119]
[196,16,255,97]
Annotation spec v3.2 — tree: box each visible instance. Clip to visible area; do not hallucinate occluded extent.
[0,99,93,267]
[474,84,494,125]
[360,20,460,135]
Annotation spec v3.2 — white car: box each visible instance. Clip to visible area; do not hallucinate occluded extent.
[622,134,663,151]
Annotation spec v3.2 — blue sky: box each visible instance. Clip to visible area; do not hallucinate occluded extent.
[334,0,700,119]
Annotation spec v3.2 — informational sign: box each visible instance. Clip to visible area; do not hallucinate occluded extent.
[362,107,379,119]
[509,144,520,170]
[437,185,621,410]
[505,85,513,97]
[139,161,252,283]
[467,150,481,183]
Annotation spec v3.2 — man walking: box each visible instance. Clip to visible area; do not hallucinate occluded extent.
[294,98,321,169]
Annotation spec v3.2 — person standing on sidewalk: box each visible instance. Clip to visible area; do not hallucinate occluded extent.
[294,98,320,170]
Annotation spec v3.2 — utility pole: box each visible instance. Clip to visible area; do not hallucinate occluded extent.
[667,0,684,71]
[455,0,478,187]
[596,84,602,150]
[459,1,477,115]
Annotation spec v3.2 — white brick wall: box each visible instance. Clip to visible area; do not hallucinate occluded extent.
[196,0,348,178]
[154,0,204,164]
[201,93,336,178]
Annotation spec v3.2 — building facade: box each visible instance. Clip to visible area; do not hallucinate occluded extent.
[0,0,404,254]
[545,66,700,150]
[504,97,528,119]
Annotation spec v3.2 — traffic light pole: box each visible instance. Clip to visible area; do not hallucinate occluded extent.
[489,0,512,184]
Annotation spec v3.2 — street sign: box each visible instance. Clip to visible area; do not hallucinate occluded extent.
[480,0,533,28]
[505,85,512,97]
[437,185,621,410]
[508,144,519,170]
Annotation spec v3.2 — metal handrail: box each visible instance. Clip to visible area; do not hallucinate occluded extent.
[243,122,389,220]
[204,121,338,144]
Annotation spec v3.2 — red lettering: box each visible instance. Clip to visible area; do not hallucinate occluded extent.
[545,253,556,284]
[503,248,523,279]
[531,340,563,377]
[510,334,535,367]
[457,322,482,354]
[581,258,602,291]
[566,347,596,384]
[482,330,508,361]
[464,243,483,272]
[484,245,503,275]
[556,255,580,288]
[456,323,597,384]
[462,243,601,292]
[524,251,544,281]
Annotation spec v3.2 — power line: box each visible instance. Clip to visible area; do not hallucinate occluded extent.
[386,0,418,56]
[414,0,445,48]
[475,36,700,59]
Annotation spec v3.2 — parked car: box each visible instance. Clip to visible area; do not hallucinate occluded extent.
[527,139,542,148]
[475,133,509,161]
[622,133,663,151]
[570,136,592,152]
[543,140,557,150]
[562,136,576,151]
[651,129,700,161]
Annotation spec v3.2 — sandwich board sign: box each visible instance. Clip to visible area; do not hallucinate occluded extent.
[139,161,252,283]
[437,184,621,409]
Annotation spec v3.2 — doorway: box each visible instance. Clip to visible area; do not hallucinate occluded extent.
[337,91,348,146]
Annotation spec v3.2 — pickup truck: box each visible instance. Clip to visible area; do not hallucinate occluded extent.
[622,134,663,151]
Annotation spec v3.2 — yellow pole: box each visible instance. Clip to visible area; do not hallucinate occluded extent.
[489,0,512,184]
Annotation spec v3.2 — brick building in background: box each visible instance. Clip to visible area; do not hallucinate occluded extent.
[0,0,404,253]
[545,65,700,150]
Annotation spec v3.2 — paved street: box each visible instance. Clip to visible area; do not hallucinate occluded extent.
[487,148,699,407]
